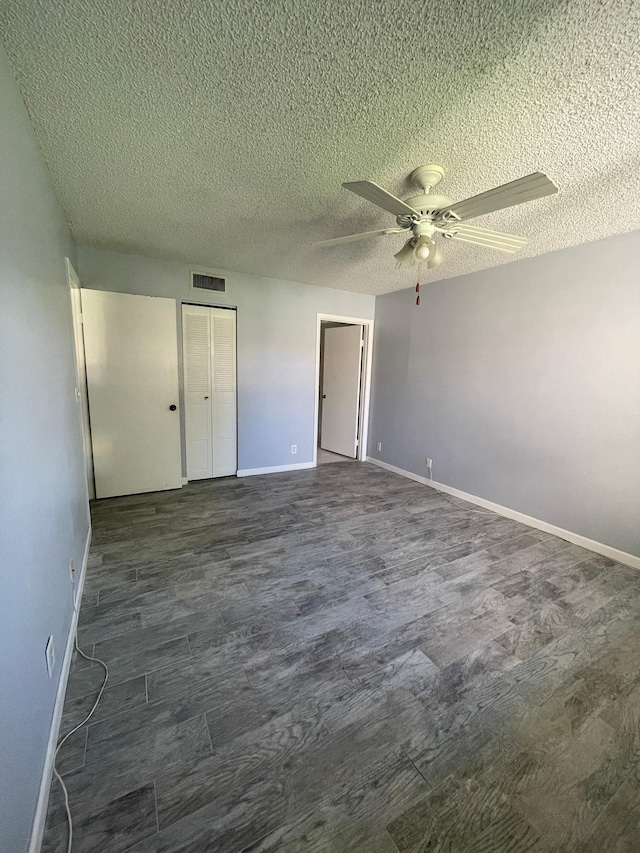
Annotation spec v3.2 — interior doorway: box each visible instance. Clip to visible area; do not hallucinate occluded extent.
[314,314,373,466]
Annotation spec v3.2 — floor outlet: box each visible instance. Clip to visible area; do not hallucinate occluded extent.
[377,441,382,452]
[45,636,55,678]
[291,444,297,455]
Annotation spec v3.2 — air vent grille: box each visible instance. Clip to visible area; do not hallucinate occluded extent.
[191,272,226,292]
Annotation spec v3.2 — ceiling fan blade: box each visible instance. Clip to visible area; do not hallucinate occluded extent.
[441,223,529,250]
[315,227,408,248]
[342,181,420,217]
[446,232,524,254]
[441,172,558,221]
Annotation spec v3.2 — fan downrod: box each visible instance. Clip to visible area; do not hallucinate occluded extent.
[410,164,445,192]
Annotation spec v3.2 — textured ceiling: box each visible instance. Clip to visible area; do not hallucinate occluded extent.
[1,0,639,295]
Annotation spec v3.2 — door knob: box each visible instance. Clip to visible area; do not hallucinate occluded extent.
[204,396,209,400]
[169,404,177,411]
[322,394,327,399]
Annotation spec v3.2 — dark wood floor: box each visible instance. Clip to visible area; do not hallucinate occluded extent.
[44,462,640,852]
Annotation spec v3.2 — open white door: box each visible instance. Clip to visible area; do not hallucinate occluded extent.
[320,325,363,458]
[82,290,182,498]
[183,304,237,480]
[67,259,95,502]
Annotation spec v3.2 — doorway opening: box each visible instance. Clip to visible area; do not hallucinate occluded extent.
[314,314,373,466]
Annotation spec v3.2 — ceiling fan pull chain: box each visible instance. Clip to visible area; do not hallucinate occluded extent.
[416,280,420,306]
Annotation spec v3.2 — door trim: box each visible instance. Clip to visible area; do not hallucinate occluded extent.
[182,303,238,481]
[313,313,374,467]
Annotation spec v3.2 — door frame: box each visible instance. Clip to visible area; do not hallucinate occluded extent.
[180,299,238,484]
[313,313,374,466]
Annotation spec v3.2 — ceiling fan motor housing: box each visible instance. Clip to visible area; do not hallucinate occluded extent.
[396,193,454,228]
[413,220,437,238]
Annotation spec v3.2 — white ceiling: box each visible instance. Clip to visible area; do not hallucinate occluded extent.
[1,0,639,295]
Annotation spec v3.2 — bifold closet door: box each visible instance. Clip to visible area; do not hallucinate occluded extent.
[82,289,182,498]
[183,304,237,480]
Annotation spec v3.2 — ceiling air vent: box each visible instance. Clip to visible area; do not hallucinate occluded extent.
[191,272,226,292]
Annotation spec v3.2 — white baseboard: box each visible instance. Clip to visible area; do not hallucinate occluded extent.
[366,456,640,570]
[237,461,315,477]
[181,477,188,485]
[29,524,92,853]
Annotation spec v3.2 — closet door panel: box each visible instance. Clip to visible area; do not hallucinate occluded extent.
[211,309,237,477]
[183,305,213,480]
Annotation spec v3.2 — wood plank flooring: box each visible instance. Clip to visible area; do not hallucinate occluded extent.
[43,462,640,852]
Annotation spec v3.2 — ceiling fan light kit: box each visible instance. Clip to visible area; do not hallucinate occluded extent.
[317,164,558,276]
[393,239,416,267]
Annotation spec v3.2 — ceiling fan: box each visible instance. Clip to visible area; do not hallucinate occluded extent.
[316,165,558,269]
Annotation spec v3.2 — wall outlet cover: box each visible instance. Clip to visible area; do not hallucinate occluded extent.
[376,441,382,452]
[425,457,433,468]
[291,444,297,454]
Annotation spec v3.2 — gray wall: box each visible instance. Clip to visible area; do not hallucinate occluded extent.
[0,46,88,851]
[368,231,640,557]
[77,248,375,473]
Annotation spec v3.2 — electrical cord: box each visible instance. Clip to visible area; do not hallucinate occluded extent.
[426,466,494,516]
[53,634,108,853]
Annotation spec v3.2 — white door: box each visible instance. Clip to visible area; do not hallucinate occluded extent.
[183,304,237,480]
[67,259,95,502]
[82,290,182,498]
[320,325,363,458]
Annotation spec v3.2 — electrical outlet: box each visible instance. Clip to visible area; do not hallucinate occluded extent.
[291,444,297,455]
[376,441,382,452]
[45,636,55,678]
[425,457,433,469]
